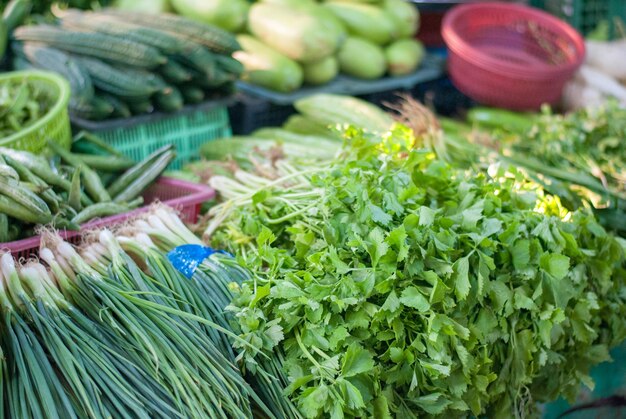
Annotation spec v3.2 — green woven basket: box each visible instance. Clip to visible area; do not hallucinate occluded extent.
[0,70,72,153]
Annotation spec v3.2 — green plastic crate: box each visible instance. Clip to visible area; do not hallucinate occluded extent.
[531,0,626,38]
[71,100,232,170]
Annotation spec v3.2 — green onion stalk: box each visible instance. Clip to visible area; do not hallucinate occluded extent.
[35,249,183,419]
[205,161,327,242]
[44,230,271,419]
[123,206,302,419]
[0,253,78,419]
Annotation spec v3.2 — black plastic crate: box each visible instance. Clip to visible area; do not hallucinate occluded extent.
[229,94,296,135]
[412,77,476,118]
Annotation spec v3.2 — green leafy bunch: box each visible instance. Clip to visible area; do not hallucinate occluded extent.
[214,126,626,419]
[489,102,626,233]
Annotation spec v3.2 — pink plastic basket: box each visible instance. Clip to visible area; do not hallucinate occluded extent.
[2,177,215,260]
[442,2,585,110]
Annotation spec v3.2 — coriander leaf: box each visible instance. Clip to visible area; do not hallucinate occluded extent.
[252,189,270,205]
[419,206,436,227]
[369,204,393,227]
[386,225,409,262]
[367,228,389,267]
[300,385,329,418]
[329,326,350,350]
[328,246,351,275]
[462,201,484,229]
[341,379,366,410]
[256,226,276,246]
[381,290,401,313]
[482,218,503,237]
[453,256,471,300]
[373,395,392,419]
[265,322,284,346]
[400,287,430,312]
[540,253,570,280]
[271,281,304,299]
[342,343,375,378]
[383,192,404,215]
[513,289,536,311]
[415,392,452,415]
[511,239,531,270]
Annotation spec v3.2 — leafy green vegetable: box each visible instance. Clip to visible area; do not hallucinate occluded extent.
[210,125,626,418]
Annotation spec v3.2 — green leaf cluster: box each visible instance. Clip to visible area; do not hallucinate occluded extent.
[215,126,626,418]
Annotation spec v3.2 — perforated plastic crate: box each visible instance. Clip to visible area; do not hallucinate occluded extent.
[71,100,232,169]
[229,94,296,135]
[531,0,626,38]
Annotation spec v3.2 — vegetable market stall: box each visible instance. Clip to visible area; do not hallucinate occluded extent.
[0,0,624,418]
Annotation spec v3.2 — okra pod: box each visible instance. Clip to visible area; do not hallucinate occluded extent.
[3,155,61,213]
[71,197,143,225]
[71,153,135,172]
[54,218,80,231]
[0,214,8,242]
[72,130,124,157]
[69,166,82,212]
[113,150,175,203]
[0,176,51,217]
[0,163,19,180]
[48,141,111,202]
[0,194,52,224]
[107,144,173,197]
[0,147,72,191]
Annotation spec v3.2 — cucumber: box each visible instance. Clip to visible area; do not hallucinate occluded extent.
[75,56,159,99]
[13,25,167,68]
[154,86,184,112]
[13,42,94,104]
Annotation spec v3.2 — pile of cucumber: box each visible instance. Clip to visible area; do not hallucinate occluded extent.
[10,8,243,121]
[0,135,174,241]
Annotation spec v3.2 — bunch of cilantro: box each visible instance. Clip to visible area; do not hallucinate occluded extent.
[213,126,626,419]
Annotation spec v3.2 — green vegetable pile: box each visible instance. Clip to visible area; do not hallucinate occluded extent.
[207,126,626,418]
[0,134,173,241]
[495,103,626,232]
[0,77,52,137]
[11,8,242,120]
[395,98,626,237]
[0,210,293,418]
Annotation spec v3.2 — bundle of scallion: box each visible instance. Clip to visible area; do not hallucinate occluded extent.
[115,205,302,418]
[0,252,179,418]
[0,219,306,418]
[40,230,271,419]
